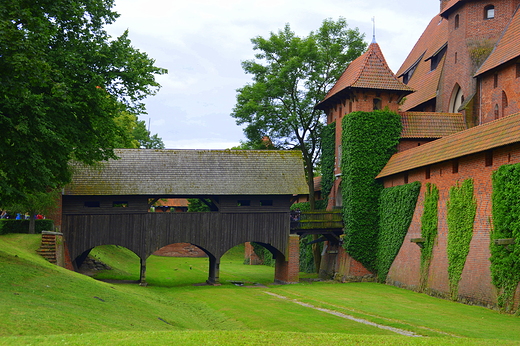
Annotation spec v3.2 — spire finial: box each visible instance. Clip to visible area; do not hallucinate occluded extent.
[371,16,376,43]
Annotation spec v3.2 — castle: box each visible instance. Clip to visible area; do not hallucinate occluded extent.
[317,0,520,308]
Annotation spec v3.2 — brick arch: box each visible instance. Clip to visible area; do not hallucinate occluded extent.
[449,83,464,113]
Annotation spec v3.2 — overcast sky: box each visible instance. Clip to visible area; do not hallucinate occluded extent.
[107,0,441,149]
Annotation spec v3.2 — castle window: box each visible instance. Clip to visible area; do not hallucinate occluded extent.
[485,150,494,167]
[404,173,409,184]
[502,90,508,109]
[485,5,495,19]
[516,63,520,78]
[373,98,382,110]
[455,14,460,29]
[452,159,459,174]
[455,52,458,64]
[493,73,498,88]
[425,166,431,180]
[494,104,499,119]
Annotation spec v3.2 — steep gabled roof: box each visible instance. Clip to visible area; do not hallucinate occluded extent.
[65,149,308,196]
[316,42,413,109]
[400,112,467,138]
[397,15,449,111]
[377,111,520,178]
[475,6,520,76]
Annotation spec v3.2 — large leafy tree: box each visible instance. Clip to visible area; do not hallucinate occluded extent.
[0,0,166,203]
[231,18,366,208]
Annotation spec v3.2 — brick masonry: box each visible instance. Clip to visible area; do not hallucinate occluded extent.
[274,234,300,283]
[383,143,520,308]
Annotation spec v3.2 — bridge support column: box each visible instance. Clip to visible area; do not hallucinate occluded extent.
[207,255,220,285]
[139,257,147,286]
[274,234,299,284]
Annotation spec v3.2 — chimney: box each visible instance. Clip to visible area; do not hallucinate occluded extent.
[440,0,451,12]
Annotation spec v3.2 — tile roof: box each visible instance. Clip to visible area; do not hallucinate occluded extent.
[316,42,413,109]
[377,111,520,178]
[397,16,448,111]
[400,112,467,138]
[65,149,309,196]
[475,7,520,76]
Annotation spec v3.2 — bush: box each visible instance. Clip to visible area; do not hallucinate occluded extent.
[0,219,54,235]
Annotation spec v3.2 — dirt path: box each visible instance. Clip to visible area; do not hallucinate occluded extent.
[264,291,422,337]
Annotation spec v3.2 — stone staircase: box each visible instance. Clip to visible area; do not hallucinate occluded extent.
[36,232,60,264]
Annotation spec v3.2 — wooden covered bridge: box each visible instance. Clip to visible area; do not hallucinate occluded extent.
[60,149,308,284]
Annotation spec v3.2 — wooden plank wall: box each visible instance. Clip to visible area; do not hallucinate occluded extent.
[63,212,290,262]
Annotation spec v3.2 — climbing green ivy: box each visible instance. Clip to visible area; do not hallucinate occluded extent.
[320,122,336,201]
[446,179,477,301]
[290,201,325,273]
[377,181,421,282]
[419,183,439,292]
[491,164,520,313]
[341,110,401,272]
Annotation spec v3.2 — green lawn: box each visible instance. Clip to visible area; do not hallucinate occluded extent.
[0,234,519,346]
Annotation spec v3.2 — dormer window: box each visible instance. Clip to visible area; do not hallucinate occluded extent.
[485,5,495,19]
[428,44,447,71]
[400,53,423,84]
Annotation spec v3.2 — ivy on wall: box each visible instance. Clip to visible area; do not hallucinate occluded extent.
[377,181,421,282]
[290,201,325,273]
[341,110,402,272]
[446,179,477,301]
[491,164,520,313]
[320,122,336,201]
[419,183,439,292]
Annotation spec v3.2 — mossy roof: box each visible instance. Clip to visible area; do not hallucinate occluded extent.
[65,149,308,196]
[400,112,467,138]
[377,111,520,178]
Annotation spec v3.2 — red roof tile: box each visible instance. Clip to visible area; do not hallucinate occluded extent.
[377,112,520,178]
[317,42,413,108]
[400,112,467,138]
[475,7,520,76]
[397,16,449,111]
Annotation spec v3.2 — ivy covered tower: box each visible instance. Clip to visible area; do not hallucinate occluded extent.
[315,41,413,279]
[316,41,413,210]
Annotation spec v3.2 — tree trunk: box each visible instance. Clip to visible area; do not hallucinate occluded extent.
[29,214,36,234]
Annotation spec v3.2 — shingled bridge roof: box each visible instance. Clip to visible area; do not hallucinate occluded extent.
[65,149,308,196]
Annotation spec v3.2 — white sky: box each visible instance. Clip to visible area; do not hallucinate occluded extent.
[107,0,441,149]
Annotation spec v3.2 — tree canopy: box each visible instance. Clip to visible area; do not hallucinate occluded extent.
[0,0,166,203]
[231,18,366,208]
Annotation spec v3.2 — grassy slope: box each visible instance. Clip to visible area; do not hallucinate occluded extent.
[1,234,519,346]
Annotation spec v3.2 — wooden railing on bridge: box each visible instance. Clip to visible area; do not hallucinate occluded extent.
[290,210,343,231]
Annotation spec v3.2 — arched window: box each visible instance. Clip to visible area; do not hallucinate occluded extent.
[449,84,464,112]
[455,14,460,29]
[494,104,499,120]
[502,91,508,117]
[373,98,382,110]
[485,5,495,19]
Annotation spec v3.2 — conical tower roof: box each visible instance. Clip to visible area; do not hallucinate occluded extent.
[316,42,413,109]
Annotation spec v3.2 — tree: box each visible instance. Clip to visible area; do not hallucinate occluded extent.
[231,18,366,209]
[1,190,61,234]
[0,0,166,203]
[113,112,165,149]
